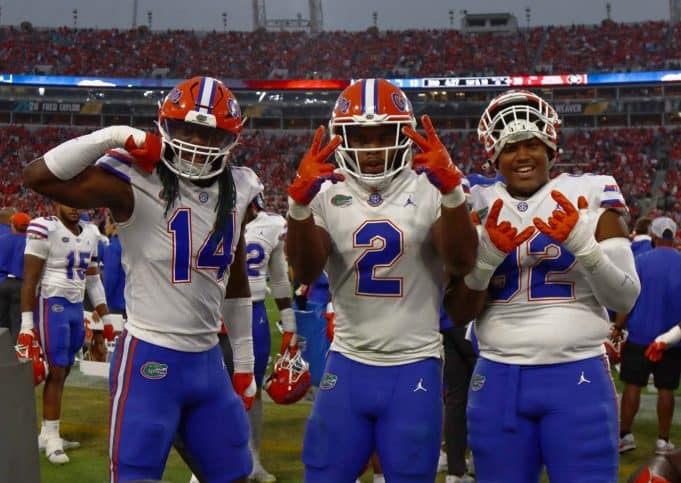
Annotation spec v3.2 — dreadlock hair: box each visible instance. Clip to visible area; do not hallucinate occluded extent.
[157,159,236,239]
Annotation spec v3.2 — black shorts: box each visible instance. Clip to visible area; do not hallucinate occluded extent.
[620,341,681,390]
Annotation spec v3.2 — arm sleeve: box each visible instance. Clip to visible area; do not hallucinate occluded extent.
[581,237,641,314]
[222,297,254,373]
[268,237,291,300]
[86,274,107,308]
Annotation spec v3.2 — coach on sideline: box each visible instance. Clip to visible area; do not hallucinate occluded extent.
[616,216,681,455]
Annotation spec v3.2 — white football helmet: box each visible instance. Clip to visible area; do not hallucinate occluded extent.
[477,89,561,167]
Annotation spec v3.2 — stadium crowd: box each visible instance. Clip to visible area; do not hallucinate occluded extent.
[2,125,679,238]
[1,19,680,79]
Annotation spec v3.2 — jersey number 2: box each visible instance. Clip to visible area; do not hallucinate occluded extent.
[168,209,235,283]
[354,220,403,297]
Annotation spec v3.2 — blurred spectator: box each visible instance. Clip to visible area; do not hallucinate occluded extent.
[0,211,30,339]
[631,216,654,256]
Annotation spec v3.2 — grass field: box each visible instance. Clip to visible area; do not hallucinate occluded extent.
[34,300,681,482]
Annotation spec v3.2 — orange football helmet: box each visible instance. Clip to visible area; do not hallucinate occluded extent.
[477,89,561,167]
[15,330,48,386]
[329,78,416,190]
[264,349,312,405]
[158,76,243,180]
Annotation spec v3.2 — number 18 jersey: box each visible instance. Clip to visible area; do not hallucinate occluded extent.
[469,173,627,365]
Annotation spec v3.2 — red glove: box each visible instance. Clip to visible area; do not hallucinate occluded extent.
[288,126,343,205]
[232,372,257,411]
[533,191,597,258]
[485,199,536,254]
[103,324,116,342]
[323,312,335,343]
[16,329,36,353]
[645,342,667,363]
[280,332,298,356]
[124,131,162,173]
[402,115,462,194]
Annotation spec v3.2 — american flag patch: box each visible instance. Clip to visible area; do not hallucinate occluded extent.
[603,184,620,192]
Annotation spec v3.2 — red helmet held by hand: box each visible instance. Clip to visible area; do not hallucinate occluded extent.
[15,330,49,386]
[264,349,312,405]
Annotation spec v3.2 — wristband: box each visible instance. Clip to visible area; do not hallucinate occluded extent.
[21,311,34,331]
[287,197,312,221]
[441,185,466,209]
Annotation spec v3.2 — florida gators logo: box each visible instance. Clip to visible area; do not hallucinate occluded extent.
[336,97,351,114]
[167,87,182,105]
[227,98,241,118]
[140,361,168,380]
[391,92,409,112]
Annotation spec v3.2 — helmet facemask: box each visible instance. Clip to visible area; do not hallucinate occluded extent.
[278,349,310,386]
[157,115,239,180]
[332,119,414,191]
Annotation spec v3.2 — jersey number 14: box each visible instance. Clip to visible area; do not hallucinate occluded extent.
[167,209,236,283]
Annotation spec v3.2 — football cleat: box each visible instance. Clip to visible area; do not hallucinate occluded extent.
[38,434,80,452]
[45,438,69,465]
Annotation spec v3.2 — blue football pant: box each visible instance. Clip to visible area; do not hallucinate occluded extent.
[108,331,251,483]
[467,355,618,483]
[303,351,442,483]
[252,300,271,388]
[35,295,85,368]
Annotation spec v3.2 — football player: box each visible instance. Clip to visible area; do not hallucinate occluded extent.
[443,89,641,482]
[20,202,115,464]
[286,78,477,482]
[22,76,260,482]
[243,191,297,482]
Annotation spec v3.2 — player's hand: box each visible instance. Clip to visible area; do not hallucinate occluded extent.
[533,191,597,258]
[102,324,116,342]
[605,325,627,365]
[402,115,462,194]
[645,341,667,363]
[123,130,162,174]
[278,308,298,355]
[16,328,37,354]
[288,126,344,205]
[479,199,535,268]
[232,372,257,411]
[280,332,298,356]
[323,311,335,343]
[101,314,117,342]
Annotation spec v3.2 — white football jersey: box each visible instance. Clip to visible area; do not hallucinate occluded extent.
[97,150,262,351]
[469,173,627,364]
[245,211,287,302]
[25,217,100,303]
[310,170,445,366]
